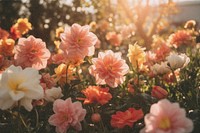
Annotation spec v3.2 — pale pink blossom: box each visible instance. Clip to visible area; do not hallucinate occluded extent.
[60,23,97,63]
[89,50,129,88]
[105,32,122,46]
[140,99,193,133]
[151,62,171,75]
[44,87,63,102]
[40,73,56,90]
[119,24,135,39]
[48,98,86,133]
[14,35,50,70]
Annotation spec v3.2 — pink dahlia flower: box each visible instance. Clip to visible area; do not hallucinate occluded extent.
[167,30,192,48]
[48,98,86,133]
[89,50,129,88]
[14,35,50,70]
[60,23,97,63]
[140,99,193,133]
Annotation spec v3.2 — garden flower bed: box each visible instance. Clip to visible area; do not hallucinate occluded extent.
[0,0,199,133]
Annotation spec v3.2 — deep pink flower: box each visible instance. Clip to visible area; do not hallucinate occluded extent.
[89,50,129,88]
[14,35,50,70]
[60,23,97,63]
[48,98,86,133]
[140,99,193,133]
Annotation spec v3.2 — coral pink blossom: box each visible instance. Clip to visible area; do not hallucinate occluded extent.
[154,44,171,62]
[151,86,168,99]
[140,99,193,133]
[89,50,129,88]
[106,31,122,46]
[167,30,192,48]
[14,35,50,70]
[0,28,9,39]
[111,108,144,129]
[48,98,86,133]
[60,23,97,63]
[81,86,112,105]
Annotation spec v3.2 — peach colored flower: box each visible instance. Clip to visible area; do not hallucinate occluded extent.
[51,53,67,65]
[154,44,171,62]
[13,18,32,35]
[106,32,122,46]
[128,43,146,69]
[60,23,97,64]
[111,108,144,129]
[0,28,9,39]
[48,98,86,133]
[14,35,50,70]
[89,50,129,88]
[145,51,156,67]
[10,25,21,40]
[81,86,112,105]
[151,86,168,99]
[40,73,56,90]
[140,99,193,133]
[167,30,192,48]
[0,38,15,56]
[53,63,76,86]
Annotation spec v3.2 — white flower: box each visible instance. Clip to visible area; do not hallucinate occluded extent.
[45,87,63,102]
[0,65,44,111]
[151,62,171,75]
[166,53,190,70]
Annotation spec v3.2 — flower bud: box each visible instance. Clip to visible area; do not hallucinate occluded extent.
[151,86,168,99]
[91,113,101,123]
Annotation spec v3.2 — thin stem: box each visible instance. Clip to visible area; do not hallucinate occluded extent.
[65,63,70,84]
[35,108,39,128]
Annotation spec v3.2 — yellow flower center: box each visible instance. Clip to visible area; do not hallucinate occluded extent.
[158,117,171,130]
[8,80,26,93]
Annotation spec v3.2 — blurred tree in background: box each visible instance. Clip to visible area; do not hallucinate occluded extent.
[0,0,179,50]
[0,0,95,48]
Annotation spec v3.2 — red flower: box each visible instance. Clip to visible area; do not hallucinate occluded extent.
[111,108,144,129]
[81,86,112,105]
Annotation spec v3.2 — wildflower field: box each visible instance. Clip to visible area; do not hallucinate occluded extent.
[0,0,200,133]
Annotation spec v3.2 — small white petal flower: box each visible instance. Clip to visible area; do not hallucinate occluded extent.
[0,65,44,111]
[166,53,190,70]
[45,87,63,102]
[151,62,171,75]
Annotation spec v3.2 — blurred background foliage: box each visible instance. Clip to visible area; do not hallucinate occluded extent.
[0,0,181,49]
